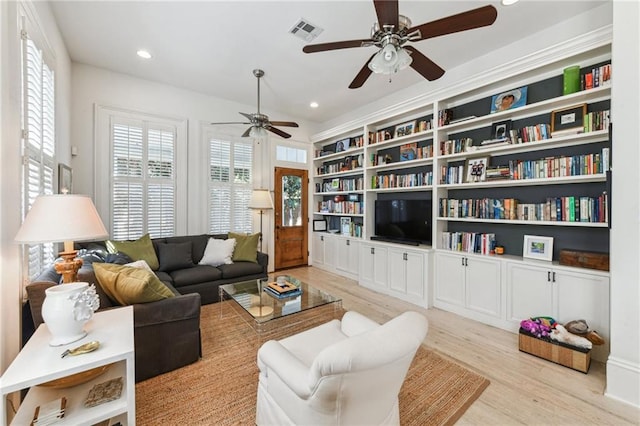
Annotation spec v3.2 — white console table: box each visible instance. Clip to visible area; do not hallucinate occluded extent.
[1,306,135,425]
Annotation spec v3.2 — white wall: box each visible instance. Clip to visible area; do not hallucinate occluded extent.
[0,0,71,373]
[607,0,640,408]
[70,63,316,270]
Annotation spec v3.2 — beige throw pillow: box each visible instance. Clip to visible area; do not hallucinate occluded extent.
[93,263,174,305]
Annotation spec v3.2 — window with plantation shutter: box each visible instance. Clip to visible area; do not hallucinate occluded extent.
[21,19,56,281]
[111,120,176,240]
[208,138,253,234]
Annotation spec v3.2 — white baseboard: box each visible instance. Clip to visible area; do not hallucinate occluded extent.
[605,356,640,408]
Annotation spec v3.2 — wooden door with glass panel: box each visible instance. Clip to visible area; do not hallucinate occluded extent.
[274,167,308,269]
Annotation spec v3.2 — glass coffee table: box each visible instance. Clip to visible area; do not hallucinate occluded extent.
[219,275,342,339]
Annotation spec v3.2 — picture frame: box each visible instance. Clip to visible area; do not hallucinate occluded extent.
[335,138,349,152]
[551,103,587,134]
[313,219,327,232]
[58,163,72,194]
[491,120,512,140]
[399,142,417,162]
[394,120,416,138]
[522,235,554,262]
[340,217,351,235]
[490,86,528,113]
[465,157,489,183]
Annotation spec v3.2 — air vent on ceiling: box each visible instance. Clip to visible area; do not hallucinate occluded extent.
[289,18,323,42]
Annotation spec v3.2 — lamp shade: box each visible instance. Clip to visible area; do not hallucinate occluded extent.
[15,194,109,244]
[247,189,274,210]
[368,44,412,75]
[249,126,268,138]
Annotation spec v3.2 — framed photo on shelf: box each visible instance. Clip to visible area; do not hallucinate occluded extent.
[551,103,587,134]
[58,163,72,194]
[335,138,349,152]
[491,120,512,140]
[394,120,416,138]
[522,235,554,262]
[465,157,489,183]
[400,143,417,161]
[490,86,528,113]
[313,219,327,232]
[340,217,351,235]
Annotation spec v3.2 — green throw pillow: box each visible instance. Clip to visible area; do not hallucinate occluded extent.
[106,233,159,271]
[93,263,175,305]
[228,232,259,263]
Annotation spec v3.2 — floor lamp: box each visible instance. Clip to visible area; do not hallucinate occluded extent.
[248,189,274,252]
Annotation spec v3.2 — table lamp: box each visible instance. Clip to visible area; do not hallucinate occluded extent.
[15,194,109,283]
[247,189,273,252]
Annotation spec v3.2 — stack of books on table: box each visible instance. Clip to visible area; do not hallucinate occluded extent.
[264,281,302,299]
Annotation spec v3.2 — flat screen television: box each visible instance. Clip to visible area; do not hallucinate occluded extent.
[374,199,432,245]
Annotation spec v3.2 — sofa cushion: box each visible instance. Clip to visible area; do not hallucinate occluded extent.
[156,242,195,272]
[228,232,259,263]
[162,234,210,264]
[106,234,160,271]
[218,261,264,279]
[199,237,236,267]
[155,270,173,286]
[93,263,175,305]
[169,265,222,288]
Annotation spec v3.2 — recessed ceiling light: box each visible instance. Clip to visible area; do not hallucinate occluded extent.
[310,102,319,108]
[501,0,519,5]
[137,50,152,59]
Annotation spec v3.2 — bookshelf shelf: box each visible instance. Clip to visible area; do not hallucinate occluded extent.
[369,157,434,171]
[368,185,432,193]
[436,217,608,228]
[440,173,607,190]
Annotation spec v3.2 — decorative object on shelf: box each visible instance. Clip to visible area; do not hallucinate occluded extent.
[41,282,100,346]
[60,340,100,358]
[39,363,113,389]
[14,194,109,283]
[335,138,349,152]
[58,163,72,194]
[247,189,274,252]
[313,219,327,232]
[31,397,66,425]
[400,142,417,161]
[559,249,609,271]
[340,217,352,235]
[491,119,512,140]
[522,235,554,262]
[465,157,489,183]
[563,65,581,95]
[394,120,416,138]
[551,103,587,136]
[490,86,528,113]
[84,377,124,408]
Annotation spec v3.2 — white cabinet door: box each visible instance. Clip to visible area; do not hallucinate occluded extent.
[311,233,325,266]
[388,249,408,294]
[506,263,553,323]
[337,238,360,276]
[466,256,501,318]
[556,269,610,361]
[435,252,465,306]
[372,245,389,291]
[405,250,426,300]
[359,243,376,289]
[324,233,338,270]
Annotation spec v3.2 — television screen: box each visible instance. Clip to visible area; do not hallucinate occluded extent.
[374,199,432,245]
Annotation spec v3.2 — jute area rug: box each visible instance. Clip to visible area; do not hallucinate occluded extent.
[136,301,489,425]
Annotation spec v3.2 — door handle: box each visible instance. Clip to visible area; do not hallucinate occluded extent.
[347,240,350,246]
[371,247,375,255]
[465,258,468,267]
[547,271,551,282]
[552,272,556,282]
[461,257,465,266]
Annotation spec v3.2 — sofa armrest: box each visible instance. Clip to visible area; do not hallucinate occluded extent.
[257,251,268,274]
[133,292,201,327]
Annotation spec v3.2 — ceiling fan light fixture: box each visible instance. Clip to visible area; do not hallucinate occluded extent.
[368,43,411,75]
[249,126,268,138]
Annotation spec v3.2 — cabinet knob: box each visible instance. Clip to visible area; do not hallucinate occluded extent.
[403,253,407,261]
[321,236,324,241]
[371,247,375,255]
[552,272,556,282]
[347,240,350,246]
[461,257,465,266]
[547,271,551,282]
[465,258,468,267]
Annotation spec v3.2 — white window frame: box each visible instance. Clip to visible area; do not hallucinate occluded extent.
[95,106,188,238]
[20,11,57,281]
[203,126,254,234]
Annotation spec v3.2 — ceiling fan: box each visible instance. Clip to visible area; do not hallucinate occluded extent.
[302,1,497,89]
[211,69,299,139]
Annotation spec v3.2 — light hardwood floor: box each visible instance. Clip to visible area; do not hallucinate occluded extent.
[282,266,640,425]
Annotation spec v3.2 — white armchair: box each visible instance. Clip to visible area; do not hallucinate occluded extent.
[256,310,428,425]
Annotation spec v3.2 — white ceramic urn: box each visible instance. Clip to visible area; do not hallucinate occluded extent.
[41,282,99,346]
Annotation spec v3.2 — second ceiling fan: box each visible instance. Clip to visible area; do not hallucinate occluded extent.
[302,0,498,89]
[211,69,299,139]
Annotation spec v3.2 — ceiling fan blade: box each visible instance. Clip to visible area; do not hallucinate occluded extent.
[265,125,291,139]
[241,127,252,138]
[269,121,299,128]
[210,121,251,125]
[404,46,445,81]
[349,53,376,89]
[239,112,254,121]
[303,39,372,53]
[373,0,399,30]
[408,5,497,41]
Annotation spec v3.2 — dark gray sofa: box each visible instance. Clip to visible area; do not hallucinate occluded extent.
[26,233,268,382]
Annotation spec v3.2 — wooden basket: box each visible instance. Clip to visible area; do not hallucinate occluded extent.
[518,329,590,373]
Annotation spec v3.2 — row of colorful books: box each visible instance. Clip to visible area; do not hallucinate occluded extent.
[441,232,496,255]
[372,172,433,189]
